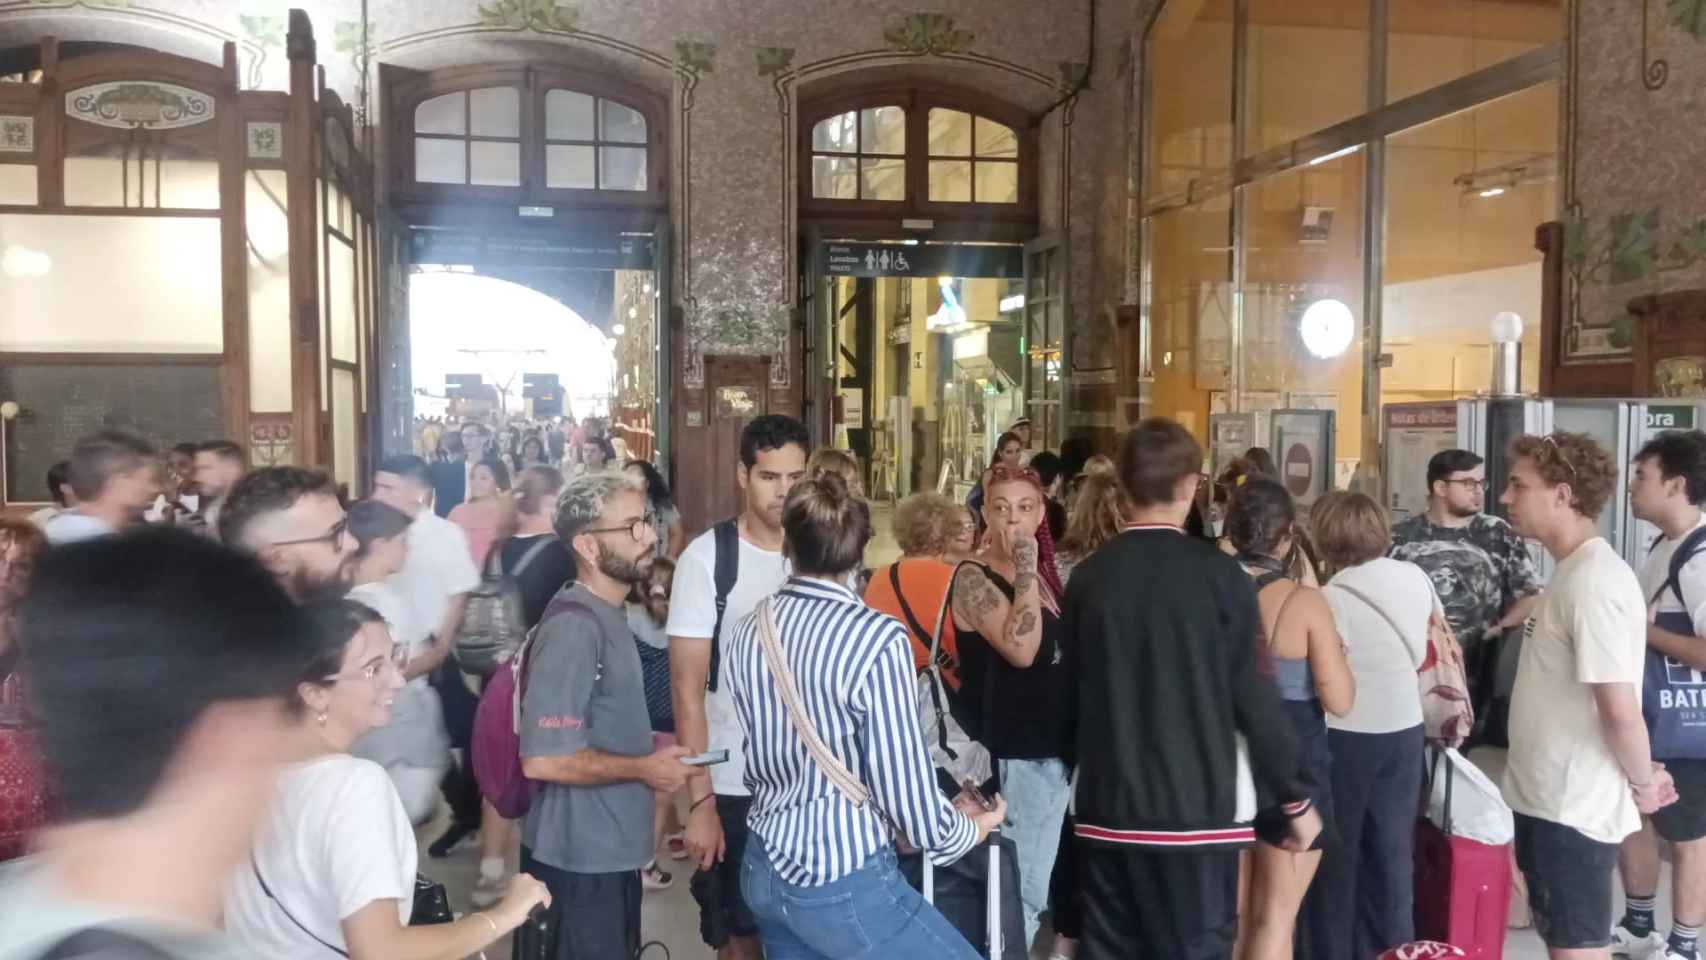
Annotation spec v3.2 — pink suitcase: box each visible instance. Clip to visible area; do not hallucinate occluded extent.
[1412,753,1512,959]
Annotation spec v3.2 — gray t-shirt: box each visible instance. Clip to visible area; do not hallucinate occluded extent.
[0,858,236,960]
[520,583,655,874]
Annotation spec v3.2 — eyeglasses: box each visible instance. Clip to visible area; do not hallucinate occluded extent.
[321,643,408,684]
[272,516,348,549]
[1541,435,1579,483]
[1444,477,1489,491]
[582,516,654,542]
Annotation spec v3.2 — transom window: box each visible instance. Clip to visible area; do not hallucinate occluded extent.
[926,109,1018,204]
[542,90,648,191]
[807,100,1022,206]
[402,73,658,197]
[414,86,521,187]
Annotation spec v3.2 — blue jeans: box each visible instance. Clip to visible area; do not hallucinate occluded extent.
[740,836,981,960]
[999,756,1072,948]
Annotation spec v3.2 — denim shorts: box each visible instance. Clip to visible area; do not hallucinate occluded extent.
[1513,813,1617,950]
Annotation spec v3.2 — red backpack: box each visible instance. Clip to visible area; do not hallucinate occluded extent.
[472,597,604,819]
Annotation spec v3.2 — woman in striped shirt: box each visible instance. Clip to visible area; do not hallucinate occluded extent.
[725,473,1007,959]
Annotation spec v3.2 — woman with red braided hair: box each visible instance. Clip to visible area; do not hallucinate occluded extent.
[949,463,1070,952]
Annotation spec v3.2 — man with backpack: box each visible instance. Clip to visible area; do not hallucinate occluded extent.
[517,471,693,960]
[668,414,810,960]
[1616,430,1706,960]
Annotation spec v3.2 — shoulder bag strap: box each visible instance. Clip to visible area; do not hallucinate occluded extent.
[889,563,956,758]
[1335,580,1435,671]
[1661,526,1706,609]
[251,855,349,957]
[707,518,740,692]
[509,536,556,578]
[753,597,871,808]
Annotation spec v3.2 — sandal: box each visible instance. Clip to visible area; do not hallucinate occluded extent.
[642,859,674,891]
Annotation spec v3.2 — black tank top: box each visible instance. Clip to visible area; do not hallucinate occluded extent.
[953,561,1068,761]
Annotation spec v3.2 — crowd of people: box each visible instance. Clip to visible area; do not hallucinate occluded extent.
[0,411,1700,960]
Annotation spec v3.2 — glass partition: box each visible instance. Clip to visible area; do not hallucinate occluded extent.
[1148,196,1233,436]
[1245,0,1369,152]
[1148,0,1234,196]
[0,214,222,352]
[1388,0,1563,102]
[0,164,33,204]
[247,169,293,411]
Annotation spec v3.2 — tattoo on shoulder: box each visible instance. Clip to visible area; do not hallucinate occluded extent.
[953,565,1003,623]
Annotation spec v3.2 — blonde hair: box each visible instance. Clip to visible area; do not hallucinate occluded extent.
[892,492,960,558]
[807,448,862,494]
[781,473,871,576]
[1060,472,1127,557]
[1083,454,1116,478]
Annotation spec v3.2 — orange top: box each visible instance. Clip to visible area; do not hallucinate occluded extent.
[863,557,961,691]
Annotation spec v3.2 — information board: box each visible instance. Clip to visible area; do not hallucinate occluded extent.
[1383,402,1462,522]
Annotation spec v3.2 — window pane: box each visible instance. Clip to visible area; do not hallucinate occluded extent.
[1245,0,1368,153]
[152,157,220,209]
[62,155,125,206]
[0,214,222,352]
[974,118,1017,158]
[1382,80,1556,429]
[811,155,857,199]
[546,90,595,140]
[812,112,856,153]
[1389,0,1562,103]
[600,100,647,144]
[329,235,357,363]
[415,92,465,135]
[470,140,520,186]
[332,367,358,492]
[1148,0,1233,195]
[928,160,972,201]
[1242,150,1365,472]
[415,138,465,184]
[928,109,972,157]
[0,164,34,205]
[469,87,519,138]
[860,157,904,201]
[860,106,905,155]
[599,146,647,191]
[246,169,292,412]
[974,161,1019,203]
[1149,193,1232,443]
[546,144,595,189]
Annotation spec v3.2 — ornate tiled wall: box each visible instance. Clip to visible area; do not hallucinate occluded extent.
[0,0,1139,403]
[1563,0,1706,362]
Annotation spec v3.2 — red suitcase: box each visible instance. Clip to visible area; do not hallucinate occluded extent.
[1413,752,1512,960]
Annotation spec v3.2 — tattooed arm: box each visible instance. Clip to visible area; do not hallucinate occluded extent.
[951,544,1044,668]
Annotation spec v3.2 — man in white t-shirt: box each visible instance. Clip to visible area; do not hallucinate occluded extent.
[372,455,482,854]
[667,414,808,960]
[1499,430,1677,959]
[42,430,160,546]
[1614,430,1706,960]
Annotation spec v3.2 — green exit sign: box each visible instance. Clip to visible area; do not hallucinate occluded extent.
[1646,405,1698,430]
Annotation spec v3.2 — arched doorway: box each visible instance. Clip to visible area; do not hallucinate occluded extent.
[797,79,1048,503]
[380,60,670,474]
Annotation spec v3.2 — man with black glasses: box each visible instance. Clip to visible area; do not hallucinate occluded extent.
[220,466,360,601]
[1390,448,1541,723]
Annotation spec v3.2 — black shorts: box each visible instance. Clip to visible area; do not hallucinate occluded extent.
[1654,759,1706,843]
[1077,844,1239,960]
[688,795,759,947]
[518,847,642,960]
[1513,813,1617,951]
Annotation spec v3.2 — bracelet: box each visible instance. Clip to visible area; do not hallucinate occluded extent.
[473,912,500,937]
[689,793,716,813]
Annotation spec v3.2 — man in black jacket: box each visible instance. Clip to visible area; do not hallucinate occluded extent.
[1061,417,1321,960]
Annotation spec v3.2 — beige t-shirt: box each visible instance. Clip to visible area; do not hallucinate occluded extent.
[1503,537,1646,843]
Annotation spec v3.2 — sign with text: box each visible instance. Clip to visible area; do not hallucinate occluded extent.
[1646,405,1698,431]
[411,230,655,270]
[822,242,1022,279]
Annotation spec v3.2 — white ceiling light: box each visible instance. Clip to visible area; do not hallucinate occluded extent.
[998,294,1026,313]
[1478,187,1507,199]
[1308,145,1361,166]
[611,323,626,336]
[1490,311,1524,344]
[1299,298,1354,359]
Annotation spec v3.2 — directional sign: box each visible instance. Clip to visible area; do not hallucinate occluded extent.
[411,230,654,270]
[446,373,483,398]
[822,242,1022,279]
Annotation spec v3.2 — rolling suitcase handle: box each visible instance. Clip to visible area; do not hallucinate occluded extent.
[919,828,1005,960]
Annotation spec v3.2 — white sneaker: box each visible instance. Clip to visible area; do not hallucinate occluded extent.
[1612,925,1668,958]
[1659,950,1700,960]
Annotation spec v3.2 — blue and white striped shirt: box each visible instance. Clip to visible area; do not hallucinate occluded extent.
[724,575,979,886]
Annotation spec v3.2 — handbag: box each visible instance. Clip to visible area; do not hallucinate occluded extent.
[888,564,992,791]
[1334,581,1474,748]
[0,702,51,863]
[410,873,454,925]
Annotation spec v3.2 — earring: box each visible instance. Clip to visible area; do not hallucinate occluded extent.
[316,711,328,727]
